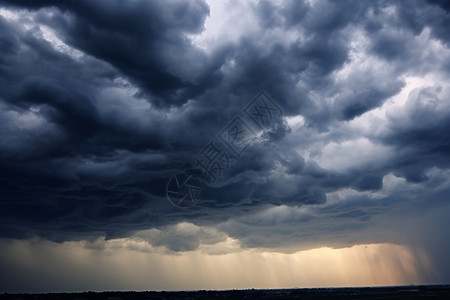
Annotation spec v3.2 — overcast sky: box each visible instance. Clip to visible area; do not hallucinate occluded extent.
[1,0,450,293]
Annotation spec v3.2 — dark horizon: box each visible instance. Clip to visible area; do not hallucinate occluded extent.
[2,285,450,300]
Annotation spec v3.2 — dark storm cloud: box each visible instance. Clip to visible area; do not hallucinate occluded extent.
[382,86,450,183]
[0,0,450,273]
[2,0,216,108]
[0,0,214,240]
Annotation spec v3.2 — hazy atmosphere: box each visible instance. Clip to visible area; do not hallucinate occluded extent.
[1,0,450,293]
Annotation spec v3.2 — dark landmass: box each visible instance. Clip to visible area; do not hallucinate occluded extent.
[1,285,450,300]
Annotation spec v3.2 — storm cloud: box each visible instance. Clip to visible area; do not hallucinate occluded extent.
[1,0,450,288]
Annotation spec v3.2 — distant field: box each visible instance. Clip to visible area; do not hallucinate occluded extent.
[1,285,450,300]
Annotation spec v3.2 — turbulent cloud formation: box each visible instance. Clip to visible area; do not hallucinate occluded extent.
[1,0,450,289]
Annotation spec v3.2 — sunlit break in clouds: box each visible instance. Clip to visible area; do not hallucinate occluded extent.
[1,0,450,293]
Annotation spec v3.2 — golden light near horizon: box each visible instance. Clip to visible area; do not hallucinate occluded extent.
[0,236,437,292]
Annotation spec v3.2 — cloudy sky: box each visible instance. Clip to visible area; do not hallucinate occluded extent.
[1,0,450,293]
